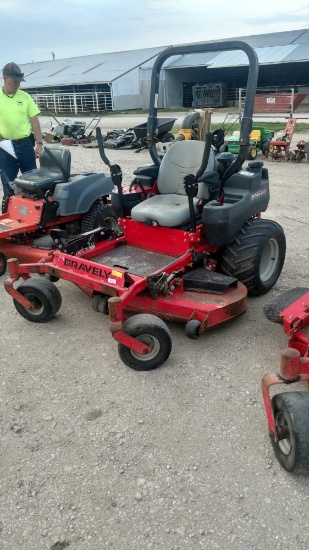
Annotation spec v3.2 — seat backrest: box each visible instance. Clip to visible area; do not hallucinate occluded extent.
[40,146,71,179]
[157,140,215,199]
[251,129,261,140]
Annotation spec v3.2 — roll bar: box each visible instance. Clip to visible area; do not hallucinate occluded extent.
[147,40,259,183]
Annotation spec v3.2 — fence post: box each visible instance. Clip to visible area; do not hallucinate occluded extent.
[73,93,78,115]
[238,88,243,118]
[53,94,57,114]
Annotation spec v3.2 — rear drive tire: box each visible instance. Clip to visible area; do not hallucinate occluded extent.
[118,314,172,371]
[13,279,62,323]
[271,392,309,474]
[81,203,117,233]
[221,219,286,296]
[0,252,7,276]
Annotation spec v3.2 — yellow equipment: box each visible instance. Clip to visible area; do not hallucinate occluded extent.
[176,109,212,141]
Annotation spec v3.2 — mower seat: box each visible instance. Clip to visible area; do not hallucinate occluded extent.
[251,129,261,140]
[14,146,71,194]
[131,140,215,227]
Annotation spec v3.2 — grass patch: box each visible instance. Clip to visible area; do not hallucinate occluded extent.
[171,122,309,135]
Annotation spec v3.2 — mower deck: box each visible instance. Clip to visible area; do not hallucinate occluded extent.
[5,218,248,371]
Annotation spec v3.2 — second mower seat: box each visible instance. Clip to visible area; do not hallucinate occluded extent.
[14,146,71,194]
[131,140,215,227]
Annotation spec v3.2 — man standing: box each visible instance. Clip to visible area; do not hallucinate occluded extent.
[0,62,43,195]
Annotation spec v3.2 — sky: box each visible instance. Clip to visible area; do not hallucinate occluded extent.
[0,0,309,65]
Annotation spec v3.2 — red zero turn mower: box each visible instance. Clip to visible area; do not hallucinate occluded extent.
[4,40,286,371]
[0,146,115,276]
[262,289,309,473]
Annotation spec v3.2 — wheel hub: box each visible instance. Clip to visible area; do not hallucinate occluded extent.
[275,411,291,455]
[260,237,280,282]
[24,293,44,315]
[130,334,160,361]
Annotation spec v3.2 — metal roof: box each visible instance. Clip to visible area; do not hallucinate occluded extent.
[232,29,309,47]
[165,44,305,70]
[20,29,309,89]
[283,43,309,62]
[166,51,221,68]
[20,47,165,88]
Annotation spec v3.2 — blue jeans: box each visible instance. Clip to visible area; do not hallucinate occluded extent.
[0,137,37,194]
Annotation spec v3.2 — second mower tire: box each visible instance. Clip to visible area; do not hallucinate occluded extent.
[118,314,172,371]
[221,218,286,296]
[271,392,309,474]
[13,278,62,323]
[81,203,117,233]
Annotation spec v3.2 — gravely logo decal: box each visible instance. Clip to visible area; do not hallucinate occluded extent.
[251,188,268,200]
[63,258,112,280]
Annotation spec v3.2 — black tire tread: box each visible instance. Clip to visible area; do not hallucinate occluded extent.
[118,314,172,371]
[81,203,115,234]
[13,278,62,323]
[271,392,309,474]
[185,319,201,340]
[221,218,286,296]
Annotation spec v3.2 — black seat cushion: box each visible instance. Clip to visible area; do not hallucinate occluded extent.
[14,146,71,193]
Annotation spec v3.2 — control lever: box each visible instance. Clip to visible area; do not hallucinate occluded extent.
[184,174,197,233]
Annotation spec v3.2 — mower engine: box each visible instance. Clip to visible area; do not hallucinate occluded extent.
[288,139,308,162]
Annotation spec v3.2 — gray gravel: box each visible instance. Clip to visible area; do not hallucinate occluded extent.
[1,124,309,550]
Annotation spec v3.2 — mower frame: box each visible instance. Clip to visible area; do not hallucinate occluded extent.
[4,40,285,370]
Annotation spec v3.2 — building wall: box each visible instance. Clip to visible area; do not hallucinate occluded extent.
[112,68,141,110]
[299,86,309,103]
[112,67,167,110]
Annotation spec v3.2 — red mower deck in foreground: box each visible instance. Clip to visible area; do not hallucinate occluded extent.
[5,220,247,370]
[262,288,309,473]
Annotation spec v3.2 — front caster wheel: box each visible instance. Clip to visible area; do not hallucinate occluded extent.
[118,314,172,371]
[45,274,60,283]
[13,279,62,323]
[271,392,309,474]
[91,294,108,314]
[185,319,201,339]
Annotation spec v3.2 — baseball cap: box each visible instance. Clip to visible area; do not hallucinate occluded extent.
[2,62,25,82]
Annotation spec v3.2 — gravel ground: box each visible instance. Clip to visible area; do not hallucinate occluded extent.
[1,124,309,550]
